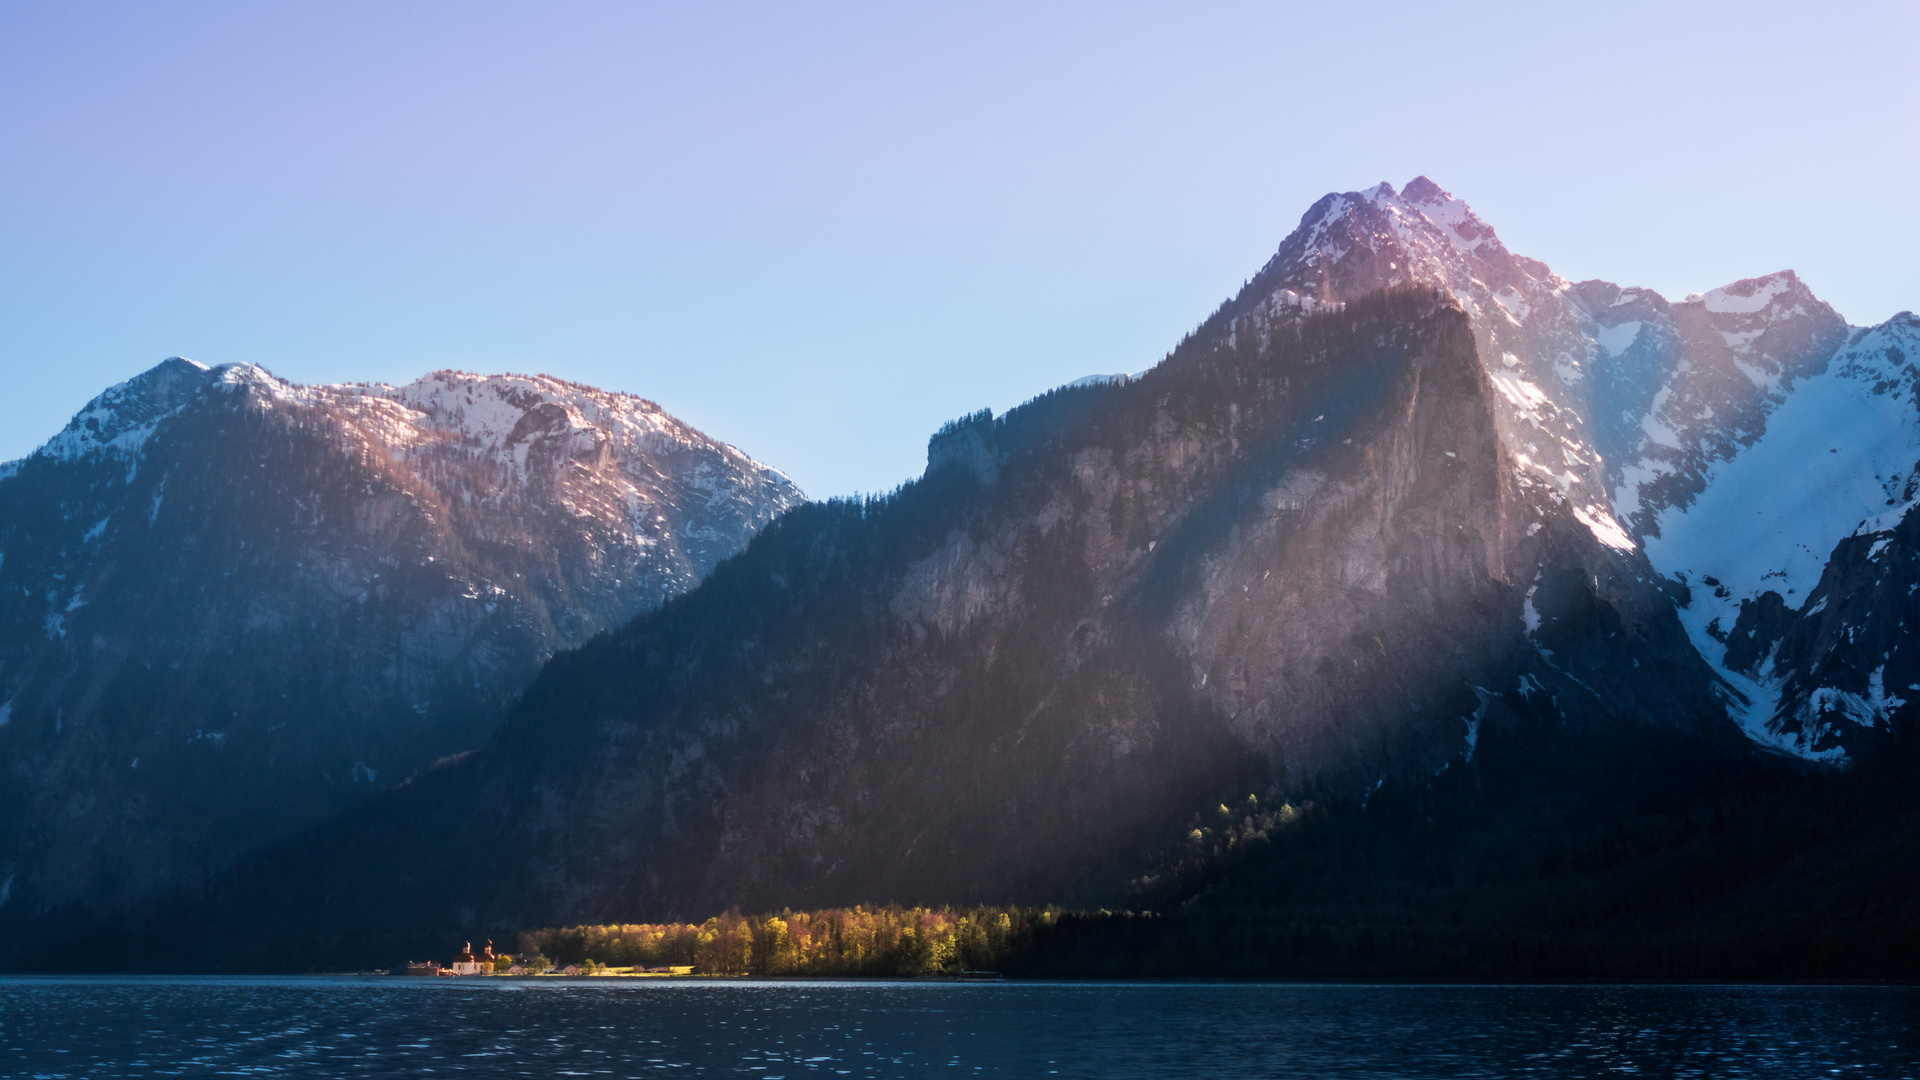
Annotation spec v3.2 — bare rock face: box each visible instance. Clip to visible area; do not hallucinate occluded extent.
[0,361,802,923]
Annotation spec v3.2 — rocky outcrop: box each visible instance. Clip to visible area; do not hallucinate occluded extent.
[1718,515,1920,759]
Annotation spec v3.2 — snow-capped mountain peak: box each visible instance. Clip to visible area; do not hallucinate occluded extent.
[1261,178,1535,302]
[10,362,799,552]
[1243,178,1628,553]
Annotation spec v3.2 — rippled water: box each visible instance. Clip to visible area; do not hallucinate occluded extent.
[0,978,1915,1078]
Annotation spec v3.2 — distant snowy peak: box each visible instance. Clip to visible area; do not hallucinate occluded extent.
[356,369,793,489]
[381,371,674,457]
[1063,371,1147,390]
[14,357,341,473]
[1682,271,1840,397]
[353,370,804,553]
[1828,310,1918,385]
[14,360,796,498]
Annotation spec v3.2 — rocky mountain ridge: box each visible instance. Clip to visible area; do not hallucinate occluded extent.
[1650,314,1920,757]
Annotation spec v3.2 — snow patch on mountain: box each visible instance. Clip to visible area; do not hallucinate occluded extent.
[1704,275,1797,316]
[1573,507,1636,551]
[1596,321,1643,357]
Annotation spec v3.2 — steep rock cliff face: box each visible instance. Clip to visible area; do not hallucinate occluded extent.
[1244,177,1628,551]
[1231,178,1910,762]
[0,361,801,925]
[1722,518,1920,759]
[188,290,1733,956]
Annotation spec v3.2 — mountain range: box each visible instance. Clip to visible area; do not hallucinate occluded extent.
[4,177,1918,974]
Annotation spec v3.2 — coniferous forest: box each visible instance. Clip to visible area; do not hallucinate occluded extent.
[495,721,1919,981]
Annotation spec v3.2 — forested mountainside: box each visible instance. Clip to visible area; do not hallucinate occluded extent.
[0,362,800,942]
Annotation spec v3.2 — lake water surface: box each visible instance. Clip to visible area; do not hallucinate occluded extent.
[0,978,1914,1078]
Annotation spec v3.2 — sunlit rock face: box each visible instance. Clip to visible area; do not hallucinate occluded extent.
[0,361,802,922]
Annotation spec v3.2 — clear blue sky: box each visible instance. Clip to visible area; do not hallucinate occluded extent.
[4,1,1916,497]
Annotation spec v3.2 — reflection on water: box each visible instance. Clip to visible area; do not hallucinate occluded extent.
[0,979,1914,1078]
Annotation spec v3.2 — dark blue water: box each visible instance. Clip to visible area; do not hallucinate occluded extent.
[0,978,1915,1078]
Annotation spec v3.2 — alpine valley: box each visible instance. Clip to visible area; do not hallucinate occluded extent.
[10,178,1920,977]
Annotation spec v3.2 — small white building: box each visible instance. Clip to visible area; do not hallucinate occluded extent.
[447,940,495,975]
